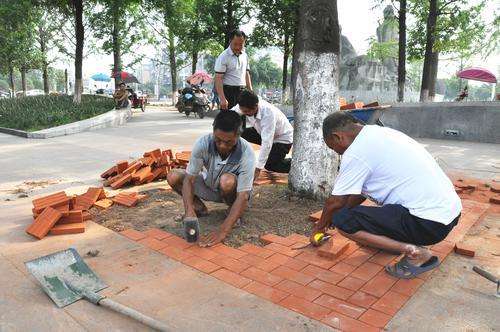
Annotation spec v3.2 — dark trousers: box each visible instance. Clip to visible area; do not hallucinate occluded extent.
[223,85,246,128]
[242,127,292,173]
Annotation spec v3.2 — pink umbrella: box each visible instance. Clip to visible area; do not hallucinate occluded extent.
[187,71,212,85]
[457,67,497,83]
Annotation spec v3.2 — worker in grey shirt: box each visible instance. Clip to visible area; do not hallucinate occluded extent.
[214,29,253,110]
[166,111,256,247]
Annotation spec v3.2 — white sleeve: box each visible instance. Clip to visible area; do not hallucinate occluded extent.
[214,54,226,73]
[256,111,276,169]
[331,155,371,196]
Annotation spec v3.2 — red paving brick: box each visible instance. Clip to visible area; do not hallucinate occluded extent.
[120,229,147,241]
[238,243,274,258]
[301,265,344,284]
[358,309,393,328]
[260,234,296,247]
[282,257,309,271]
[158,246,194,261]
[58,210,83,225]
[280,296,331,321]
[347,291,378,309]
[182,256,221,274]
[322,310,379,332]
[371,290,410,316]
[368,251,399,266]
[360,272,399,298]
[209,255,249,273]
[255,259,282,272]
[143,228,173,240]
[391,277,425,296]
[26,207,62,239]
[431,240,455,255]
[239,254,266,266]
[271,266,315,286]
[329,261,357,276]
[337,276,366,291]
[454,243,475,257]
[185,246,219,260]
[308,279,354,300]
[211,244,247,259]
[138,237,169,251]
[350,261,383,281]
[211,269,252,288]
[241,266,283,286]
[317,237,352,260]
[49,222,85,235]
[275,280,323,301]
[286,233,309,244]
[264,243,300,257]
[243,281,289,303]
[314,294,366,318]
[296,251,336,270]
[161,235,193,249]
[343,248,378,267]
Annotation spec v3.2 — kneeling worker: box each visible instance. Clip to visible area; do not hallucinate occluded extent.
[313,112,461,279]
[233,89,293,181]
[166,111,256,247]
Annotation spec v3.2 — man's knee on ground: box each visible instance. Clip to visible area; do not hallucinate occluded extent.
[166,169,184,187]
[219,173,237,193]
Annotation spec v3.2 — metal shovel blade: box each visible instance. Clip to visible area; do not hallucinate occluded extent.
[25,248,107,308]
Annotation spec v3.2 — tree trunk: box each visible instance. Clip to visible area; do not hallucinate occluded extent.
[191,50,198,74]
[224,0,234,48]
[39,24,50,94]
[282,31,290,96]
[419,0,437,102]
[397,0,406,102]
[64,69,68,94]
[428,51,438,100]
[168,29,177,105]
[73,0,84,104]
[21,68,27,96]
[289,0,341,200]
[8,64,15,97]
[112,3,122,88]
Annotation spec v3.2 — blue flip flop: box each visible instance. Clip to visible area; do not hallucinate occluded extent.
[385,255,440,279]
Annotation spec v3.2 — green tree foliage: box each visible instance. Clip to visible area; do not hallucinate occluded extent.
[249,54,281,89]
[367,37,398,62]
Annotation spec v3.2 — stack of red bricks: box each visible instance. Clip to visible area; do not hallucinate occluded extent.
[101,149,192,189]
[340,101,380,111]
[119,199,488,330]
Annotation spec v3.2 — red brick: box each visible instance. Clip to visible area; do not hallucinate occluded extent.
[82,211,92,221]
[286,233,309,244]
[26,207,62,239]
[282,257,309,271]
[342,248,378,267]
[110,173,133,189]
[359,309,392,328]
[101,165,118,178]
[360,272,398,297]
[211,268,252,288]
[103,173,122,186]
[209,255,249,273]
[143,228,173,240]
[241,266,283,286]
[122,161,143,175]
[340,101,364,110]
[112,192,138,207]
[369,251,399,266]
[454,243,475,257]
[211,244,246,259]
[264,243,300,257]
[116,160,129,173]
[54,203,70,216]
[275,280,322,301]
[158,246,194,261]
[132,166,153,183]
[280,295,331,320]
[309,210,322,222]
[431,240,455,255]
[391,277,425,296]
[144,148,162,159]
[337,276,366,291]
[58,210,83,225]
[238,243,274,258]
[489,195,500,204]
[271,266,315,285]
[314,294,365,318]
[84,187,104,204]
[185,246,219,260]
[308,279,354,300]
[329,261,357,277]
[149,167,166,182]
[255,259,282,272]
[318,237,352,260]
[161,235,193,249]
[363,101,379,108]
[32,192,70,214]
[350,262,383,281]
[138,237,169,251]
[267,253,290,265]
[94,198,113,209]
[321,311,379,332]
[120,229,146,241]
[296,251,336,270]
[347,291,378,309]
[49,222,85,235]
[371,290,409,315]
[239,254,266,266]
[301,265,344,284]
[243,281,289,303]
[73,194,95,210]
[260,234,296,247]
[183,256,221,274]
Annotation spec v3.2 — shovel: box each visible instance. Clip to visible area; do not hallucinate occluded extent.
[25,248,169,331]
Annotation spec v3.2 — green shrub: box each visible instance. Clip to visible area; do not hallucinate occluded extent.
[0,94,115,131]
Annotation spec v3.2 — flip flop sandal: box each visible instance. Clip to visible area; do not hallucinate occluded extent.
[385,255,440,279]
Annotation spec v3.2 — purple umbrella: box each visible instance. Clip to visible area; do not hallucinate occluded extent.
[457,67,497,83]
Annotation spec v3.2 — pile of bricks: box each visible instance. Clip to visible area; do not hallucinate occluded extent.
[26,188,148,240]
[340,101,380,111]
[100,149,192,189]
[121,198,488,330]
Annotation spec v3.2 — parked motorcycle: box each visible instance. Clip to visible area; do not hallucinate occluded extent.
[176,85,209,119]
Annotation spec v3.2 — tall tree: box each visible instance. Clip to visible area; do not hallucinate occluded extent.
[252,0,299,95]
[289,0,341,199]
[397,0,407,102]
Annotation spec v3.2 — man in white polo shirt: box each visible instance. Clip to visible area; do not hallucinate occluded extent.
[214,29,253,111]
[233,89,293,180]
[312,112,462,279]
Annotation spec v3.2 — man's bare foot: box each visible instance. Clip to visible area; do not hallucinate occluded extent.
[403,245,433,266]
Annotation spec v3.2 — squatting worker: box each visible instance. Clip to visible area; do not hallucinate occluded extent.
[113,82,129,109]
[214,29,253,111]
[312,112,461,279]
[166,111,256,247]
[233,89,293,181]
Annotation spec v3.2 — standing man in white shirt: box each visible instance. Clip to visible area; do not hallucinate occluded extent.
[233,89,293,180]
[214,29,253,111]
[313,112,462,279]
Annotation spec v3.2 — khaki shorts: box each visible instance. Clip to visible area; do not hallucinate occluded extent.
[193,174,224,203]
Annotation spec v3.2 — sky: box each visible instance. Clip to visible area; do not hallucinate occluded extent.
[58,0,499,85]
